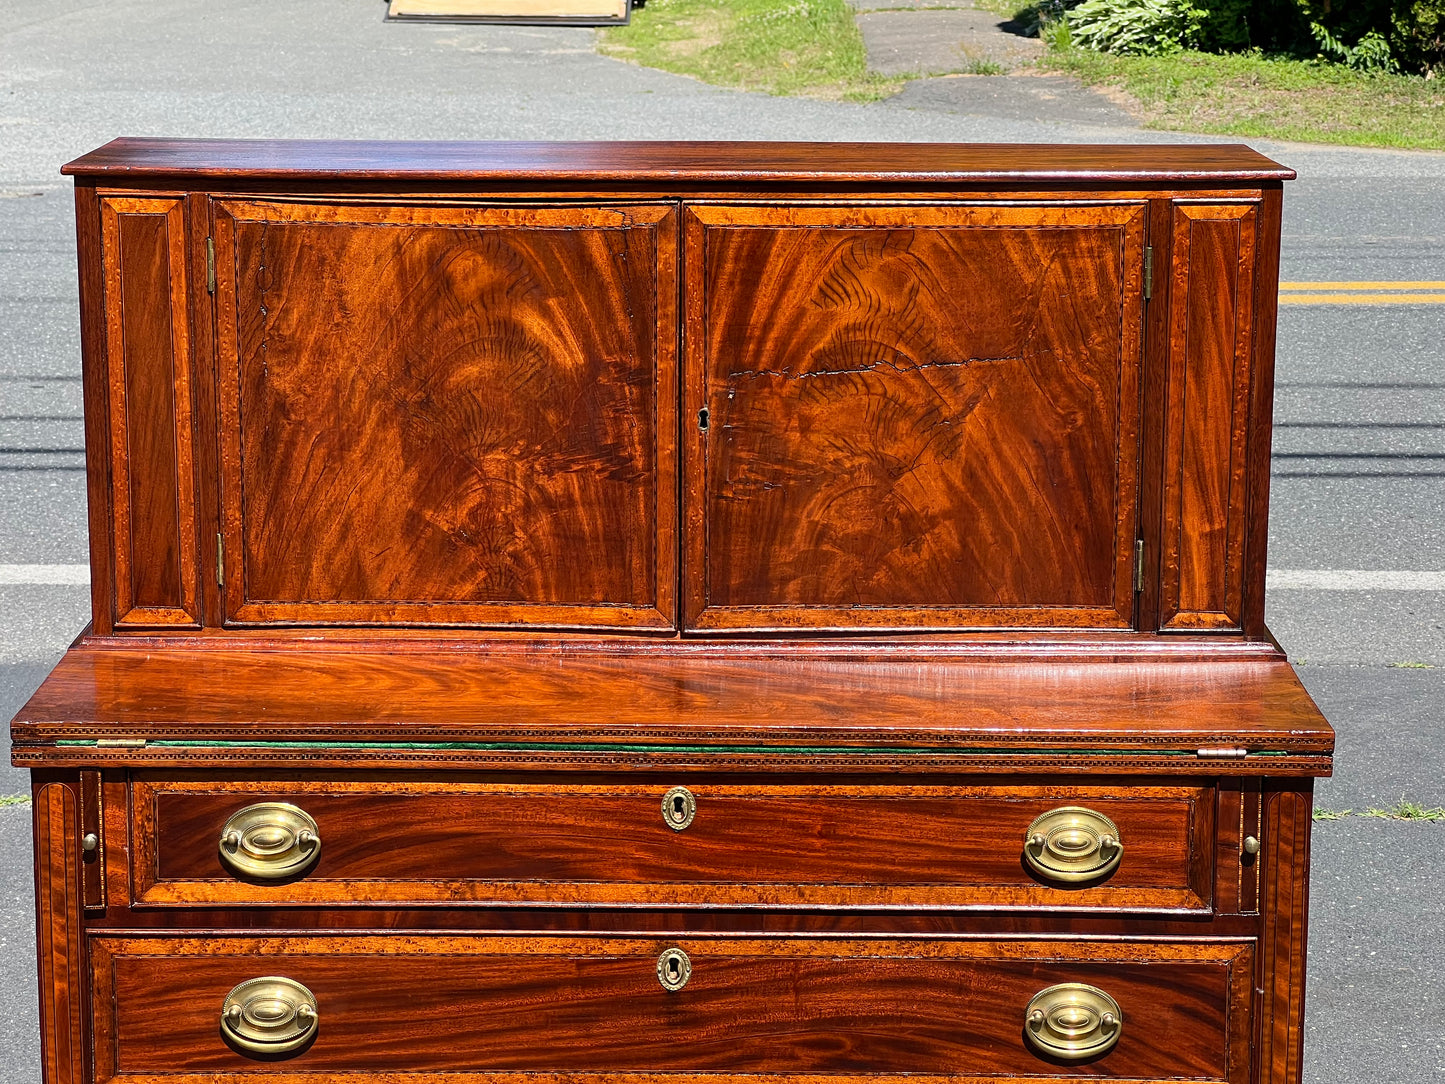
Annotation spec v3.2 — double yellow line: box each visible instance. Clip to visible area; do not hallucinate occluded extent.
[1279,281,1445,304]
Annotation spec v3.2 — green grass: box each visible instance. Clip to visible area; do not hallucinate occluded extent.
[1315,799,1445,822]
[1039,42,1445,151]
[0,794,30,808]
[599,0,903,101]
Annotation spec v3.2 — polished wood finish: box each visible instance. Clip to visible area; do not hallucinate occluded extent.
[685,203,1144,631]
[18,142,1325,1084]
[35,783,86,1084]
[213,200,676,630]
[1161,203,1259,630]
[100,195,201,628]
[133,778,1210,910]
[63,138,1296,183]
[10,645,1333,774]
[90,935,1253,1081]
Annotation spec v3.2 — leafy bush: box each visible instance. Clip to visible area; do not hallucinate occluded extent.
[1066,0,1206,56]
[1312,22,1399,72]
[1392,0,1445,74]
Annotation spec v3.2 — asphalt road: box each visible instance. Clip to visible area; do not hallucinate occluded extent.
[2,1,1443,1081]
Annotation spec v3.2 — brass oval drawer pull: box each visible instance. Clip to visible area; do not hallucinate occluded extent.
[221,976,318,1056]
[1024,983,1122,1060]
[657,947,692,991]
[661,786,696,831]
[219,803,321,880]
[1023,806,1122,883]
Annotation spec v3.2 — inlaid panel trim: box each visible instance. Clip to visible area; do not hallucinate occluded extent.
[36,783,85,1084]
[90,934,1252,1083]
[212,200,677,630]
[131,778,1212,911]
[683,202,1147,632]
[100,195,200,627]
[1161,202,1258,630]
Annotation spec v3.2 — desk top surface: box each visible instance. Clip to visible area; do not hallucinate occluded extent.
[62,138,1296,183]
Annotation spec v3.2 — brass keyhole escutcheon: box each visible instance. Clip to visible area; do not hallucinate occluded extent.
[657,947,692,992]
[1023,983,1122,1060]
[662,786,696,831]
[1023,806,1123,884]
[218,803,321,880]
[220,976,319,1057]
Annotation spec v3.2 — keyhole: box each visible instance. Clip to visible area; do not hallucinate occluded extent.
[661,786,695,831]
[698,407,709,431]
[657,947,691,991]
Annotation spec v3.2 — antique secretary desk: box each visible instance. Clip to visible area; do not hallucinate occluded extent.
[13,139,1333,1084]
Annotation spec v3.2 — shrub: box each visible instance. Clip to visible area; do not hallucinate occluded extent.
[1392,0,1445,74]
[1066,0,1206,55]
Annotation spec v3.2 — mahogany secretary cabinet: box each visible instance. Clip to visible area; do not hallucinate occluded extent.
[13,139,1333,1084]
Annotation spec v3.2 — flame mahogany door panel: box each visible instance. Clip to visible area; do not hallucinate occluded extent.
[212,200,678,630]
[682,203,1148,633]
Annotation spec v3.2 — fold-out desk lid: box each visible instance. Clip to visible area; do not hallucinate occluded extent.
[12,640,1333,776]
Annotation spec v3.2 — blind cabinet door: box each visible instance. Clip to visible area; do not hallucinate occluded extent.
[213,200,677,630]
[683,202,1147,633]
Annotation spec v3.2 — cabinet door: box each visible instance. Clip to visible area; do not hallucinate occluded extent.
[683,203,1147,632]
[214,201,676,630]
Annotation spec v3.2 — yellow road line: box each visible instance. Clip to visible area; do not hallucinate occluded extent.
[1279,281,1445,290]
[1279,293,1445,304]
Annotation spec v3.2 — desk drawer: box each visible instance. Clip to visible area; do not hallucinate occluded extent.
[91,934,1251,1083]
[133,778,1213,911]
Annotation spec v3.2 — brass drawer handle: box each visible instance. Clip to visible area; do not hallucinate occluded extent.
[1024,983,1122,1060]
[219,802,321,880]
[1023,806,1123,883]
[657,947,692,991]
[662,786,696,831]
[221,976,318,1056]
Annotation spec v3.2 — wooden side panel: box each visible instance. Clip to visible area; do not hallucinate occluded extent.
[99,195,200,627]
[35,782,85,1084]
[213,200,676,630]
[90,935,1252,1082]
[132,779,1211,911]
[1258,784,1314,1084]
[1160,203,1257,630]
[684,202,1146,633]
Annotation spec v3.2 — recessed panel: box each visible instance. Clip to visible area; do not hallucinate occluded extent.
[214,201,676,629]
[684,203,1146,632]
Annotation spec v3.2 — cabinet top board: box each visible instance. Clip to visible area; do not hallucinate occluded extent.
[62,138,1295,184]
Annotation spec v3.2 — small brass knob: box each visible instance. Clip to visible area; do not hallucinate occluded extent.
[1024,983,1122,1060]
[220,977,318,1056]
[657,947,692,991]
[661,786,696,831]
[218,803,321,880]
[1023,806,1124,883]
[1243,835,1261,856]
[81,833,99,853]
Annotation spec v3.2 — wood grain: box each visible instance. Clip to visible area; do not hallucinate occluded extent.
[1258,784,1314,1084]
[11,644,1335,760]
[62,138,1296,184]
[36,782,85,1084]
[684,203,1144,632]
[90,935,1251,1081]
[99,195,199,627]
[212,200,676,629]
[1160,203,1258,630]
[132,779,1209,910]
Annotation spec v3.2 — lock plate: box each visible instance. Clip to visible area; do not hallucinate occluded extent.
[657,947,692,992]
[661,786,696,831]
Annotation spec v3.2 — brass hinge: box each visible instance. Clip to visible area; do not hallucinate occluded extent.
[1143,246,1154,300]
[96,738,146,749]
[1197,746,1249,759]
[216,532,225,587]
[1133,539,1145,592]
[206,237,216,295]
